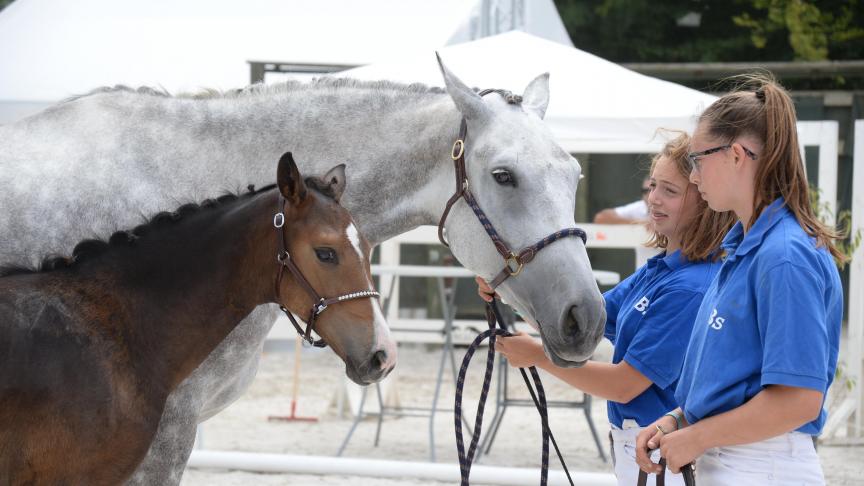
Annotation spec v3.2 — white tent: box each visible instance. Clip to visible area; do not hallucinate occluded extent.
[0,0,571,123]
[339,31,719,153]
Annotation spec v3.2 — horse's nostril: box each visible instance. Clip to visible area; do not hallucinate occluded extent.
[371,350,388,370]
[564,305,582,338]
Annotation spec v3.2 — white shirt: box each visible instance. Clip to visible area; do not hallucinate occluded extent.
[614,199,648,220]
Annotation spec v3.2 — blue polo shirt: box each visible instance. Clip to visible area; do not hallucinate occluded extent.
[675,198,842,435]
[604,249,721,428]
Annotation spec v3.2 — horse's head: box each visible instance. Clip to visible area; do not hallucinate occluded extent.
[436,58,605,367]
[276,152,396,384]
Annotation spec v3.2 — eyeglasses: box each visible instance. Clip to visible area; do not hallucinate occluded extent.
[687,144,757,172]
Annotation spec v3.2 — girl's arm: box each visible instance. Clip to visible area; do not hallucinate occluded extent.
[495,332,651,403]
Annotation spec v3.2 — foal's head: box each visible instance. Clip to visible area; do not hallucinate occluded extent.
[275,153,396,384]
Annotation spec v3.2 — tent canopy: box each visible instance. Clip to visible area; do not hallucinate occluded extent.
[0,0,570,105]
[340,31,718,153]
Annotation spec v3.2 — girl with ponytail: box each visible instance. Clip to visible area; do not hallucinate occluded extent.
[636,74,842,485]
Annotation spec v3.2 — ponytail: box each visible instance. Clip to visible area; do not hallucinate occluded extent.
[700,74,843,261]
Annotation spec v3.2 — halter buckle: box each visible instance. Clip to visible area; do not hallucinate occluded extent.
[273,212,285,228]
[505,253,524,277]
[313,299,328,315]
[451,139,465,160]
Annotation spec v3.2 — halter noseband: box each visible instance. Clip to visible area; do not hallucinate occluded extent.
[273,196,380,348]
[437,88,587,290]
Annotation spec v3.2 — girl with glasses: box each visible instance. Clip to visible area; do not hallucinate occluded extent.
[478,132,735,485]
[636,75,844,485]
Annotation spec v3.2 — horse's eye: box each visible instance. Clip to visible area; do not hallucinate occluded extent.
[492,169,516,187]
[315,248,338,264]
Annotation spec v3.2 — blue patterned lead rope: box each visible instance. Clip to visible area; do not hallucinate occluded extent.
[454,303,575,486]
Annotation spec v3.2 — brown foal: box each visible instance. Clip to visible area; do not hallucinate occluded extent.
[0,152,393,485]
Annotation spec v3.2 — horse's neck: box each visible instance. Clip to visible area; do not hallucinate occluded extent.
[86,192,278,388]
[277,91,461,244]
[179,87,460,245]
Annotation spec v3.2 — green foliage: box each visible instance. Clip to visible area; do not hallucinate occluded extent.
[733,0,864,61]
[810,186,862,270]
[0,0,15,13]
[835,360,856,393]
[554,0,864,63]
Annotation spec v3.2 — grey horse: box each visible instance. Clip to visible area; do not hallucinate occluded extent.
[0,59,605,484]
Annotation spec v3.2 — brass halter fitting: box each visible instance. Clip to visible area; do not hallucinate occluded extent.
[505,253,524,277]
[451,139,465,160]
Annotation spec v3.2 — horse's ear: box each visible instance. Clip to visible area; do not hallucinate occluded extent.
[322,164,346,202]
[436,53,489,121]
[522,73,550,120]
[277,151,307,205]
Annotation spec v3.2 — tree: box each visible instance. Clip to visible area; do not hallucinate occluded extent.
[733,0,864,61]
[554,0,864,62]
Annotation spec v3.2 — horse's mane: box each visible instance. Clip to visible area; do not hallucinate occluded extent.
[0,181,328,278]
[61,77,448,104]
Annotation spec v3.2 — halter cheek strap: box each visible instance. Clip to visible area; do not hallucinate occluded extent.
[437,89,587,290]
[273,196,380,348]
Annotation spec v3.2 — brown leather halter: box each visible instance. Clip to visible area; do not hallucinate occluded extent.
[273,196,380,348]
[437,88,587,290]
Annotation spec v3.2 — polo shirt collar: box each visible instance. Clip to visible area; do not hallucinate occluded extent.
[721,197,790,259]
[646,249,687,271]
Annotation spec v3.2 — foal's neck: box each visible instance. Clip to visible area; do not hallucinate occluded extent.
[86,190,279,389]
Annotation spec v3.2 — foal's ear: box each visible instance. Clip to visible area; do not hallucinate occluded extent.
[321,164,346,202]
[277,152,308,205]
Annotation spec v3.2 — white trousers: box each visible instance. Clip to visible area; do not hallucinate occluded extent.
[610,420,685,486]
[696,432,825,486]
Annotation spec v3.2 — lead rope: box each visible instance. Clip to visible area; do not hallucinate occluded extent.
[454,300,575,486]
[637,454,696,486]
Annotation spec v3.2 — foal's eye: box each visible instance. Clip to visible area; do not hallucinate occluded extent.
[315,248,338,264]
[492,169,516,187]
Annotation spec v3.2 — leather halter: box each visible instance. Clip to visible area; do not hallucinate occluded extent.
[437,88,587,290]
[273,196,380,348]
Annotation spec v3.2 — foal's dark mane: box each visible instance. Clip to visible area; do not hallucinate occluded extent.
[0,180,333,278]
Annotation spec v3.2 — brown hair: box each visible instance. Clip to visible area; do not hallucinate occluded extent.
[698,73,843,260]
[646,131,736,261]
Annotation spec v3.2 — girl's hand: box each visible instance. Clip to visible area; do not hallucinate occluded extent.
[494,331,545,368]
[658,426,705,473]
[475,276,496,303]
[635,414,679,474]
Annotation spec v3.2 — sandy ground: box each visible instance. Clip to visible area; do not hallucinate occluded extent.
[181,341,864,486]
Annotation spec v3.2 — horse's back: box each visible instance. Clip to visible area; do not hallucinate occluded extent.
[0,91,268,267]
[0,93,181,265]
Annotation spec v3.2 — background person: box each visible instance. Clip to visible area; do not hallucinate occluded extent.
[593,175,651,224]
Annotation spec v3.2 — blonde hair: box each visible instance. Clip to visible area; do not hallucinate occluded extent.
[646,131,736,261]
[699,73,843,261]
